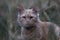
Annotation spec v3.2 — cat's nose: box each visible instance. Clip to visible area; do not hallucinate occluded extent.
[26,19,30,22]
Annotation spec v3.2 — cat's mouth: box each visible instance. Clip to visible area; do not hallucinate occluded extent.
[24,25,36,30]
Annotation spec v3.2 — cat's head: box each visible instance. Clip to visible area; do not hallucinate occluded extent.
[17,4,40,27]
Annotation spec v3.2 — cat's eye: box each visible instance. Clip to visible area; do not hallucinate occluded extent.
[23,16,26,18]
[30,16,33,19]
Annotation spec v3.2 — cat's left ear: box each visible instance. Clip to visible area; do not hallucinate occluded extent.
[32,6,40,13]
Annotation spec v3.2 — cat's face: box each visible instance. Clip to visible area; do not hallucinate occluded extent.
[17,5,40,27]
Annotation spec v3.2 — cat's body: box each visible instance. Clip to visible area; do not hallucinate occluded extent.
[17,5,60,40]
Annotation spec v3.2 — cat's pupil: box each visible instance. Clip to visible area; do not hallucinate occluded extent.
[30,16,33,19]
[23,16,26,18]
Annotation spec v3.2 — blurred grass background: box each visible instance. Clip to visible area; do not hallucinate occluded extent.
[0,0,60,40]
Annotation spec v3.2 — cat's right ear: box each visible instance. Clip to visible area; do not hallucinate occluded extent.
[17,4,24,14]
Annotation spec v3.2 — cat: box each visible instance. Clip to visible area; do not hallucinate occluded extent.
[17,5,60,40]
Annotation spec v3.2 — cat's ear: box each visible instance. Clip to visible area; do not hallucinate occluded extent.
[17,4,24,14]
[32,5,40,13]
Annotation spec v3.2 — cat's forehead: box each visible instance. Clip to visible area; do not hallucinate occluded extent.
[25,9,32,11]
[24,9,33,13]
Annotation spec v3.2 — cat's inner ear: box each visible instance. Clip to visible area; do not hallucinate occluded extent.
[17,4,24,14]
[32,6,40,13]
